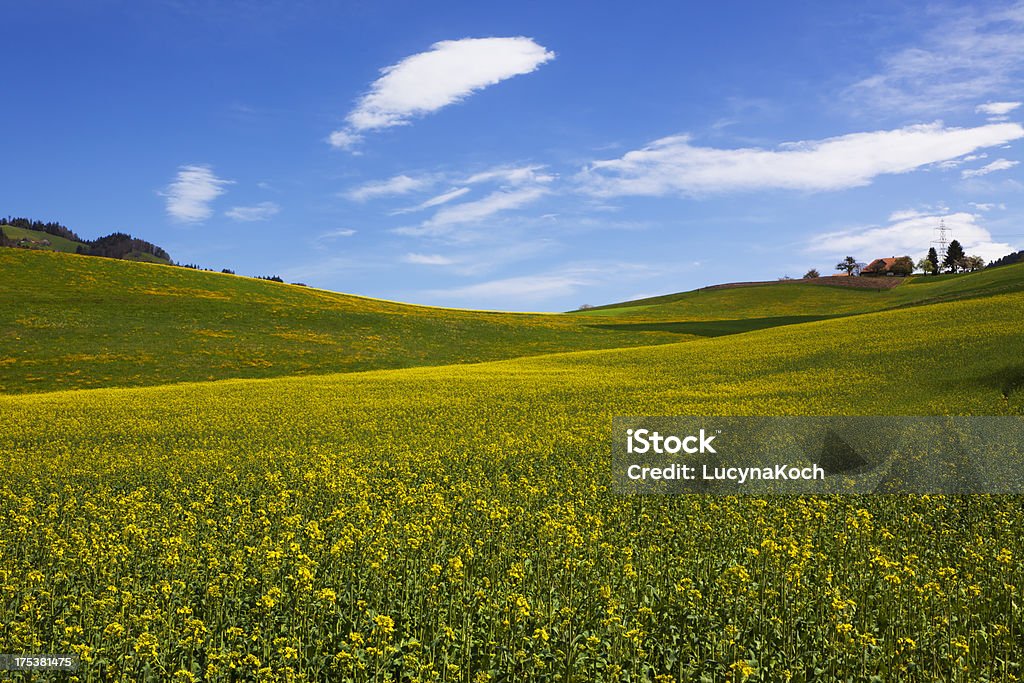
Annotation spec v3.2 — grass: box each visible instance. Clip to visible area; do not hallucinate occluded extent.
[1,223,87,253]
[5,248,1024,396]
[890,264,1024,304]
[0,249,688,394]
[122,250,171,264]
[572,281,902,320]
[2,224,172,264]
[572,263,1024,322]
[1,287,1022,680]
[586,313,840,336]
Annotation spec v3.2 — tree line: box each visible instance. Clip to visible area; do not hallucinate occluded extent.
[821,240,987,279]
[915,241,985,275]
[2,215,171,262]
[77,232,171,261]
[987,249,1024,269]
[1,216,82,242]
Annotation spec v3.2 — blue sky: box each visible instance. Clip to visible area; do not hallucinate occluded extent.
[4,1,1024,311]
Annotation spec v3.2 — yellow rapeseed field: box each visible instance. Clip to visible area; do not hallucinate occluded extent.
[1,292,1023,681]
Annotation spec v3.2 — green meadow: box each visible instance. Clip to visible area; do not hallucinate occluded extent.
[1,249,1023,680]
[0,249,685,394]
[1,224,88,254]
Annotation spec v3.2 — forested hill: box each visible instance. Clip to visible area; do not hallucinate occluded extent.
[0,215,171,264]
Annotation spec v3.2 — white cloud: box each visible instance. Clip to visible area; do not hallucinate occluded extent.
[394,187,549,238]
[977,101,1022,116]
[318,228,357,239]
[844,5,1024,114]
[806,211,1015,263]
[328,130,363,150]
[225,201,280,222]
[961,158,1020,178]
[330,37,555,149]
[888,209,928,222]
[403,253,457,266]
[428,273,589,304]
[580,122,1024,197]
[422,261,661,309]
[420,187,471,207]
[164,165,233,222]
[937,153,987,169]
[888,204,950,222]
[392,187,471,214]
[345,174,433,201]
[418,187,549,232]
[464,165,556,186]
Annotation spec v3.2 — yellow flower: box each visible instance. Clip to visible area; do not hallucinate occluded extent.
[372,614,395,637]
[730,660,756,680]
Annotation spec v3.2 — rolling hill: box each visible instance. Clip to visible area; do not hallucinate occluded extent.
[0,249,685,393]
[0,223,88,253]
[1,264,1022,680]
[1,221,172,264]
[576,265,1024,319]
[4,247,1024,395]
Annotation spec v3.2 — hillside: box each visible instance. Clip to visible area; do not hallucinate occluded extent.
[1,218,171,264]
[2,286,1022,679]
[572,264,1024,324]
[4,248,1024,394]
[0,223,88,253]
[0,249,685,393]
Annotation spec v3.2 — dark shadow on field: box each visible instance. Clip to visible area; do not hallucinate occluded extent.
[975,365,1024,413]
[587,314,840,337]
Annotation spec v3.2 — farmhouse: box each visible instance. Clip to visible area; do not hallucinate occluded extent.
[862,256,912,277]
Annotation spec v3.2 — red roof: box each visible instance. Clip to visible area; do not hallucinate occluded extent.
[862,257,899,273]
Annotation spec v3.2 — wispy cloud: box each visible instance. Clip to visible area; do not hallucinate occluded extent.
[408,186,550,235]
[977,101,1022,117]
[392,187,471,214]
[164,165,233,222]
[428,273,589,304]
[579,122,1024,197]
[806,211,1015,262]
[327,130,363,151]
[329,37,555,149]
[345,174,433,201]
[317,228,357,240]
[402,253,457,266]
[844,4,1024,114]
[936,153,987,169]
[225,201,280,221]
[464,164,556,186]
[961,158,1020,178]
[969,202,1006,211]
[422,261,662,310]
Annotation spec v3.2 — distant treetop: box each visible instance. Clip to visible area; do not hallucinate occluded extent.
[2,216,82,243]
[987,249,1024,269]
[2,214,171,263]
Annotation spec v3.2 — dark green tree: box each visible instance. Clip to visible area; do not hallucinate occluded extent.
[891,256,915,276]
[987,250,1024,269]
[927,247,939,275]
[835,256,860,276]
[944,240,965,273]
